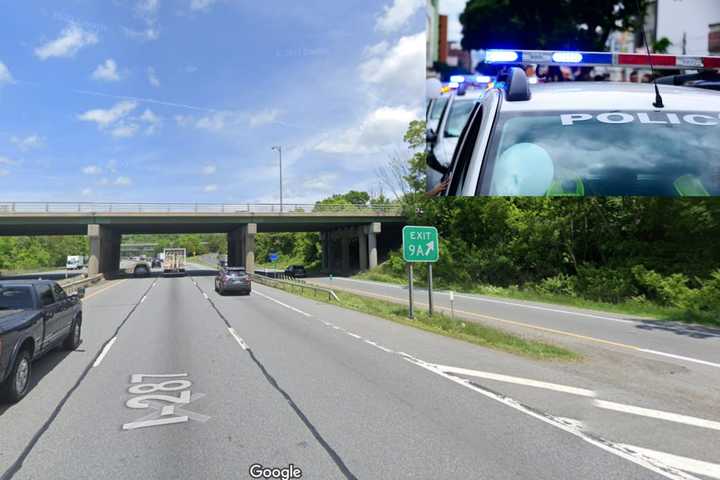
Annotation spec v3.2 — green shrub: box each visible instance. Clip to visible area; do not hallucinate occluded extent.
[575,265,637,303]
[532,273,577,297]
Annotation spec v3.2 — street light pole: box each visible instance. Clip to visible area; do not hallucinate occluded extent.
[272,145,283,212]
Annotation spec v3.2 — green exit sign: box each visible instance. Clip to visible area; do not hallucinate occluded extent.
[402,226,439,263]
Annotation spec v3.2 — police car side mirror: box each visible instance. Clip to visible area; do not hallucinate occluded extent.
[425,128,438,144]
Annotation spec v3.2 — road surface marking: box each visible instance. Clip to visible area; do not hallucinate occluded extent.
[618,444,720,480]
[140,295,146,303]
[253,289,312,317]
[228,327,249,350]
[346,332,362,339]
[363,339,394,353]
[437,364,596,398]
[405,357,699,480]
[325,277,637,324]
[82,279,128,301]
[92,336,117,367]
[319,284,720,370]
[594,400,720,431]
[202,292,208,299]
[637,349,720,369]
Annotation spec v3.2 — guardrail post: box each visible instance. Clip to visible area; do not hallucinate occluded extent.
[45,203,49,212]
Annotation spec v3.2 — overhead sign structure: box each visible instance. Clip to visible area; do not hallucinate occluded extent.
[402,226,439,263]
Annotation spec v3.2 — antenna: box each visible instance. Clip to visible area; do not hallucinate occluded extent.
[634,0,664,108]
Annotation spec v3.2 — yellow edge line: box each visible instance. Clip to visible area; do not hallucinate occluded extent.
[83,278,129,301]
[326,284,640,352]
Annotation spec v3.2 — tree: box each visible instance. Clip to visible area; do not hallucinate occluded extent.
[460,0,647,52]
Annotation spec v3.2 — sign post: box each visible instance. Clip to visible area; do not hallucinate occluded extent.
[402,226,440,319]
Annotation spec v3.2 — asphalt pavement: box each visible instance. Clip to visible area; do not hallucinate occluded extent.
[0,273,717,479]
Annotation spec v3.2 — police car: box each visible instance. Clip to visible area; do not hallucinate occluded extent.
[442,50,720,197]
[426,76,490,190]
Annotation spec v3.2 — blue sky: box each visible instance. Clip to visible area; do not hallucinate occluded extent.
[0,0,424,204]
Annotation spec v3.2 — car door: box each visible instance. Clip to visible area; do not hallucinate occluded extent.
[52,283,74,339]
[34,284,62,350]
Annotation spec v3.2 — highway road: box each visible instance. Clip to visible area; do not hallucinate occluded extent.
[1,273,718,479]
[310,276,720,369]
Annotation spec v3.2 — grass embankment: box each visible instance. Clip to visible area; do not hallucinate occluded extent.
[354,270,720,328]
[255,277,579,361]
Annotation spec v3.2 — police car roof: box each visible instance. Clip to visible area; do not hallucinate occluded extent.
[500,81,720,112]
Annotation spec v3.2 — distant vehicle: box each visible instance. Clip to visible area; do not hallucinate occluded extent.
[215,267,251,295]
[285,265,306,278]
[151,258,162,268]
[162,248,186,276]
[65,255,84,270]
[133,262,151,277]
[0,280,84,403]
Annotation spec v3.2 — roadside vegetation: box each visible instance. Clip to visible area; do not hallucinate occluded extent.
[254,277,579,361]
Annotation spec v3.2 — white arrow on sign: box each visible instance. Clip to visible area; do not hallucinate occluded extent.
[426,241,435,252]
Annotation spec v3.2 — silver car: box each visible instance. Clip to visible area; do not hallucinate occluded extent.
[444,69,720,197]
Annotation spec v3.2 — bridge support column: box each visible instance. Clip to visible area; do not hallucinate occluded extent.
[368,222,380,270]
[228,224,256,273]
[88,225,121,277]
[320,232,328,271]
[341,233,350,274]
[358,227,368,271]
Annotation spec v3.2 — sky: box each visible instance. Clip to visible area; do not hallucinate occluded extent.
[0,0,424,205]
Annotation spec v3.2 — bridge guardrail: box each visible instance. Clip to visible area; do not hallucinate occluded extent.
[0,202,402,215]
[59,273,103,294]
[251,271,339,302]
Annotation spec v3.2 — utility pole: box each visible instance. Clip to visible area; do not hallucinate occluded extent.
[271,146,283,212]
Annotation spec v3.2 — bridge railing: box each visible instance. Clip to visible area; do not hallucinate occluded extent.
[0,202,402,215]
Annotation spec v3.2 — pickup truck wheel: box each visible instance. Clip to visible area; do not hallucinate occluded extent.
[1,349,32,403]
[63,318,82,350]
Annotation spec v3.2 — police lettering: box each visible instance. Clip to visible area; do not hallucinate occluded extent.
[560,112,720,126]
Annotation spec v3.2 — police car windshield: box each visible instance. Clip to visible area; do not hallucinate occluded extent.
[428,97,449,128]
[444,99,476,138]
[480,111,720,196]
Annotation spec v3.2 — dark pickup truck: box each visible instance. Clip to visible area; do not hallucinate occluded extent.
[0,280,84,403]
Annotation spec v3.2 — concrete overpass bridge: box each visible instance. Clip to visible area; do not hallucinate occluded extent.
[0,202,406,275]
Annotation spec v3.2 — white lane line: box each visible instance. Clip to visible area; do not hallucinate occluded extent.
[638,349,720,369]
[405,357,699,480]
[227,327,249,350]
[140,295,146,303]
[437,365,596,398]
[618,444,720,480]
[93,336,117,367]
[346,332,362,339]
[252,289,312,317]
[363,339,394,353]
[202,292,208,299]
[594,400,720,432]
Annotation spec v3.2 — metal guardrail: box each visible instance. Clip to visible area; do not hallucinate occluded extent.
[0,202,403,215]
[251,272,339,302]
[59,273,103,293]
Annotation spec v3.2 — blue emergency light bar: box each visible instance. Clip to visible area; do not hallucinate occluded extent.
[481,49,720,69]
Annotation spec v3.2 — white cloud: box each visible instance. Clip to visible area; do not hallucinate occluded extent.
[10,134,43,151]
[147,66,160,87]
[78,101,138,128]
[249,109,281,128]
[136,0,160,16]
[190,0,217,11]
[203,183,218,192]
[0,156,16,165]
[81,187,93,196]
[184,65,198,73]
[140,108,161,134]
[0,169,9,177]
[0,61,13,85]
[115,176,132,186]
[376,0,423,33]
[174,115,194,127]
[194,111,238,132]
[124,26,160,41]
[92,59,120,81]
[359,32,424,105]
[82,165,102,175]
[301,173,338,191]
[34,24,99,60]
[314,106,419,154]
[111,124,139,138]
[202,164,216,175]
